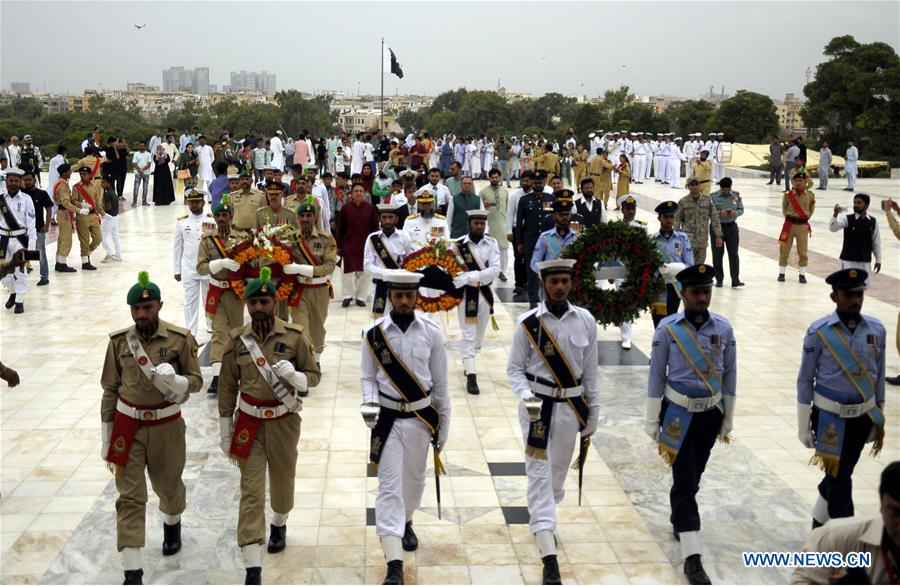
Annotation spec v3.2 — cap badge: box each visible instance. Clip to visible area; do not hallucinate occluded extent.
[848,270,857,278]
[698,266,707,273]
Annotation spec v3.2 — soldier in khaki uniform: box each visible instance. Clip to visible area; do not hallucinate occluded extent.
[70,147,108,183]
[572,145,588,192]
[230,174,266,237]
[778,169,816,283]
[284,197,337,369]
[197,196,244,395]
[255,182,296,228]
[100,272,202,585]
[690,150,714,196]
[587,150,614,209]
[52,163,78,272]
[72,164,104,270]
[217,268,320,585]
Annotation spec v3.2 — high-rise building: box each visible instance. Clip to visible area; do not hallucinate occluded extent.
[192,67,210,95]
[228,70,277,95]
[10,82,31,94]
[162,66,210,94]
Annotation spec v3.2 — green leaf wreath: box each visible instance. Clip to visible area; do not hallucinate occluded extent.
[561,221,665,327]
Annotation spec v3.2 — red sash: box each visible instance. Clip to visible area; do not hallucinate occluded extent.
[90,157,101,179]
[205,236,233,315]
[335,187,345,204]
[288,239,332,306]
[107,397,180,471]
[74,182,97,211]
[779,191,812,243]
[229,394,290,462]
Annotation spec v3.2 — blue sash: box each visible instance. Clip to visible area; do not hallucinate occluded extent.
[654,237,683,300]
[812,324,885,476]
[543,233,562,259]
[657,322,724,464]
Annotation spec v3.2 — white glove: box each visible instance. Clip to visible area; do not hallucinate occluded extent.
[719,395,736,440]
[101,421,114,461]
[297,265,314,278]
[644,396,663,442]
[219,416,233,456]
[78,207,90,215]
[582,409,599,438]
[659,262,686,280]
[797,403,815,448]
[273,360,306,411]
[209,258,241,273]
[523,395,542,422]
[436,416,450,452]
[360,402,380,429]
[283,263,303,275]
[152,363,189,403]
[452,274,470,289]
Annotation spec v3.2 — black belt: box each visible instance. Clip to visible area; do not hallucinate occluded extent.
[787,217,809,224]
[525,372,582,389]
[699,180,710,184]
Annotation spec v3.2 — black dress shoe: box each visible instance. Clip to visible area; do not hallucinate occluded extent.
[268,523,287,553]
[342,298,352,307]
[674,528,680,541]
[799,274,807,284]
[812,518,824,530]
[37,278,49,286]
[245,567,262,585]
[383,560,404,585]
[55,263,77,273]
[541,554,562,585]
[14,303,24,314]
[731,281,745,287]
[886,375,900,386]
[529,302,538,309]
[355,299,366,307]
[123,569,143,585]
[82,262,97,270]
[513,286,523,294]
[402,520,418,551]
[207,375,219,395]
[5,294,15,309]
[499,272,507,282]
[684,554,711,585]
[715,282,723,288]
[162,521,181,556]
[777,274,785,282]
[466,373,480,395]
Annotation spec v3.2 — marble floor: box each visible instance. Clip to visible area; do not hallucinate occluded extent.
[1,172,898,585]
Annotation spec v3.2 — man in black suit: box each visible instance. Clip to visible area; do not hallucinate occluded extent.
[574,178,607,227]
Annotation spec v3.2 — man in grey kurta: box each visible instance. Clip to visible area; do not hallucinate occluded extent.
[768,137,784,185]
[479,168,510,280]
[818,142,833,190]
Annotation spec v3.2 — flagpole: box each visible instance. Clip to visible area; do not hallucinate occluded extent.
[380,37,385,133]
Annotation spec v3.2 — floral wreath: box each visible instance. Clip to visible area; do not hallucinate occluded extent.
[401,239,467,312]
[228,225,296,303]
[561,221,666,327]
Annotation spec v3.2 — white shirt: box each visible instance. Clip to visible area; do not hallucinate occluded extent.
[311,183,331,232]
[403,213,448,248]
[415,182,450,208]
[455,234,501,286]
[506,303,599,411]
[829,212,881,263]
[360,313,450,424]
[363,229,413,281]
[174,212,216,280]
[270,136,285,168]
[0,190,37,250]
[148,135,162,156]
[48,154,66,190]
[506,187,527,234]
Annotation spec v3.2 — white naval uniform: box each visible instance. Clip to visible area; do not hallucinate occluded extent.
[455,234,501,374]
[506,303,599,534]
[361,313,450,546]
[588,137,602,162]
[363,229,413,312]
[0,190,36,303]
[668,144,685,189]
[714,142,728,182]
[415,183,451,211]
[174,211,216,336]
[402,213,448,250]
[617,219,649,344]
[658,142,671,183]
[650,141,660,180]
[633,141,646,182]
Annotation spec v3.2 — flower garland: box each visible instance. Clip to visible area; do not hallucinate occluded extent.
[561,221,666,327]
[228,225,297,302]
[402,240,467,313]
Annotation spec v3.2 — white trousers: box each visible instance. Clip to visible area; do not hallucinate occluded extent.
[499,248,509,275]
[1,237,28,301]
[101,215,121,257]
[519,400,579,533]
[375,418,432,538]
[659,157,669,182]
[457,294,492,361]
[634,156,645,182]
[341,271,370,300]
[620,321,633,343]
[644,155,653,181]
[668,159,683,188]
[846,166,857,189]
[183,278,209,336]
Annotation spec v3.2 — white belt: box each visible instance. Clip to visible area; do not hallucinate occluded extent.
[116,398,181,421]
[0,227,26,237]
[297,275,330,286]
[239,395,290,419]
[529,381,584,399]
[664,385,721,413]
[813,392,875,419]
[379,394,432,413]
[209,276,231,288]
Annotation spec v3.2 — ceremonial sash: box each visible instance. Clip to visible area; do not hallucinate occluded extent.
[457,239,495,326]
[289,238,332,306]
[370,234,400,316]
[89,157,102,179]
[107,396,180,474]
[658,321,724,465]
[238,334,296,407]
[73,182,99,217]
[229,393,289,465]
[780,191,812,243]
[653,236,683,305]
[365,325,440,468]
[0,197,28,257]
[811,324,885,476]
[204,236,232,315]
[124,330,184,401]
[542,233,562,258]
[520,313,589,460]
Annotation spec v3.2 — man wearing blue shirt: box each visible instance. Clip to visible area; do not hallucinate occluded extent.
[796,268,886,529]
[529,190,578,278]
[645,264,736,585]
[651,201,694,327]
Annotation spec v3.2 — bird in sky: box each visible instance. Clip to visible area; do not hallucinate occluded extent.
[134,24,146,29]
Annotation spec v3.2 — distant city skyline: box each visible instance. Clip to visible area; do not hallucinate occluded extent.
[2,2,898,99]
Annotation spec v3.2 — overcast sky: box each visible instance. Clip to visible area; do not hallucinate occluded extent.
[2,1,898,99]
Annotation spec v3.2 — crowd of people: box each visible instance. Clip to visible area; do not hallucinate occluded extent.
[0,123,897,586]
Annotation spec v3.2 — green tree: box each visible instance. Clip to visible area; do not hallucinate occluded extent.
[560,103,604,145]
[428,88,468,115]
[521,92,575,130]
[396,110,426,134]
[599,85,635,126]
[276,90,335,137]
[424,110,459,136]
[708,90,779,142]
[455,91,516,136]
[802,35,900,165]
[668,99,716,139]
[613,104,670,134]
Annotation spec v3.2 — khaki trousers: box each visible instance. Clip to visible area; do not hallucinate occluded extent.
[209,293,245,363]
[75,215,102,257]
[55,211,74,259]
[115,419,187,550]
[289,286,330,353]
[779,224,809,267]
[238,414,301,546]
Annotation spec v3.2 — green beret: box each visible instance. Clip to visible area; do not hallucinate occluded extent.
[213,193,234,215]
[126,271,161,305]
[295,195,318,215]
[244,266,276,300]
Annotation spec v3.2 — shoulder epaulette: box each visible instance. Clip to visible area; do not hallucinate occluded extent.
[435,214,446,219]
[228,325,246,339]
[206,212,214,217]
[285,322,306,334]
[109,326,131,339]
[166,323,191,337]
[177,214,188,221]
[406,213,419,220]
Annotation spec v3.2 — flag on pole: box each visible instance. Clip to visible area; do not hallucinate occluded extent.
[383,46,404,79]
